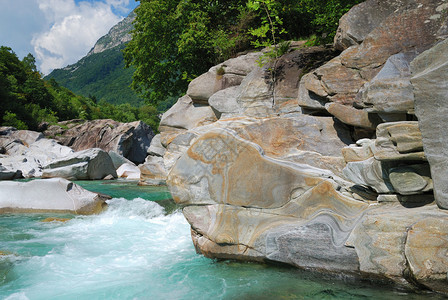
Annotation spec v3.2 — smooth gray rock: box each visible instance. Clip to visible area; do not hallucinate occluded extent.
[266,222,360,272]
[158,95,217,132]
[108,150,134,169]
[389,166,432,195]
[334,0,404,50]
[208,86,242,119]
[357,52,417,114]
[147,134,166,157]
[42,148,117,180]
[412,38,448,209]
[116,162,140,180]
[187,52,261,104]
[373,122,425,161]
[0,178,109,214]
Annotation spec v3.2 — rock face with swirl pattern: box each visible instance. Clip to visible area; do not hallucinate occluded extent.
[149,0,448,295]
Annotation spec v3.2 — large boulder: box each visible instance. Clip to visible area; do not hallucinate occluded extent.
[412,38,448,209]
[334,0,405,50]
[167,126,448,292]
[186,52,262,104]
[0,178,110,214]
[42,148,117,180]
[45,119,154,164]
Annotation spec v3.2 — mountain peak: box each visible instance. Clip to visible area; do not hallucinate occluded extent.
[87,10,136,56]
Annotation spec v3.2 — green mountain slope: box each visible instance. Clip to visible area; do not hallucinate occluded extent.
[45,11,144,106]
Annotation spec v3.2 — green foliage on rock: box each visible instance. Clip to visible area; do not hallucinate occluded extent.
[124,0,255,105]
[125,0,362,106]
[298,0,364,44]
[0,46,159,131]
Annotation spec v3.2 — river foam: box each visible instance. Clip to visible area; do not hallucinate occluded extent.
[1,191,443,299]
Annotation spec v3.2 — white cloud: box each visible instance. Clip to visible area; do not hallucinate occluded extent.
[31,0,132,74]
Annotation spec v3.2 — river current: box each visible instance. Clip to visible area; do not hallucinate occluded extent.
[0,181,443,299]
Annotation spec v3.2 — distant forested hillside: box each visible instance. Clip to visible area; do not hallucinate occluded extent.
[45,44,143,107]
[0,46,159,131]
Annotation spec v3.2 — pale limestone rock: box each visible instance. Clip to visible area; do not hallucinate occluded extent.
[116,163,140,180]
[0,178,109,214]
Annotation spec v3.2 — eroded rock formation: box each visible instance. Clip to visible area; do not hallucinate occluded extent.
[149,0,448,294]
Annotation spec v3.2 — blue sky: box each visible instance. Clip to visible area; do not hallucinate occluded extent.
[0,0,139,74]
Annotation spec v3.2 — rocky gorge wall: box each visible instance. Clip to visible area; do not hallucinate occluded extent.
[139,0,448,295]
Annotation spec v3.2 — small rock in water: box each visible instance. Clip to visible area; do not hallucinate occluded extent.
[41,217,71,223]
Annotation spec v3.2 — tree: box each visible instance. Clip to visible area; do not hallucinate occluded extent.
[124,0,253,105]
[22,53,37,73]
[297,0,364,44]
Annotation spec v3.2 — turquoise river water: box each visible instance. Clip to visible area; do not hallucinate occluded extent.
[0,180,444,299]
